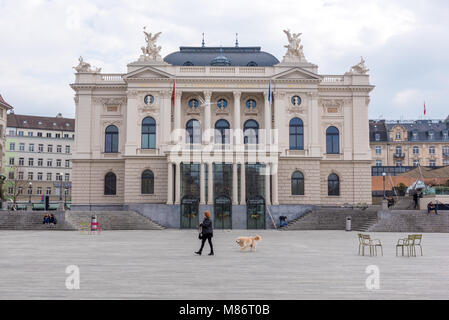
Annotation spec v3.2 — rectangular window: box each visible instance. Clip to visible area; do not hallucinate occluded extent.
[28,187,33,195]
[47,173,52,181]
[29,144,34,152]
[38,144,44,152]
[375,133,380,141]
[429,160,436,167]
[65,160,70,168]
[413,160,419,167]
[396,161,402,167]
[56,133,61,138]
[65,145,70,154]
[28,172,33,180]
[28,132,33,137]
[47,159,52,167]
[19,158,24,166]
[8,130,15,136]
[57,145,62,153]
[18,131,24,136]
[376,160,382,167]
[28,158,34,166]
[37,187,42,195]
[443,159,449,166]
[8,187,13,194]
[56,159,62,167]
[18,187,23,195]
[375,146,381,154]
[46,187,52,195]
[9,157,15,165]
[429,146,435,154]
[9,142,15,151]
[48,145,53,153]
[65,173,70,181]
[64,134,69,139]
[19,143,25,151]
[8,172,14,180]
[18,172,24,180]
[56,173,62,181]
[38,158,43,167]
[47,133,52,138]
[37,172,43,181]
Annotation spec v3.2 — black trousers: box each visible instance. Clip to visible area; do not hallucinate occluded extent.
[199,234,213,253]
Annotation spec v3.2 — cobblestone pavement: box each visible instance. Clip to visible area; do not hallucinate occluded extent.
[0,230,448,299]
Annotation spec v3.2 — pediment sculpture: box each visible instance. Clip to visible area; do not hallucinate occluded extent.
[73,56,101,73]
[282,29,307,63]
[139,27,163,62]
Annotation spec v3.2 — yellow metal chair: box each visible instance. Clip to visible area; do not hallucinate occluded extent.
[79,222,90,234]
[396,235,412,257]
[412,234,423,256]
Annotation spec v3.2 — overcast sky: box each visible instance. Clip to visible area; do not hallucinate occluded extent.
[0,0,448,120]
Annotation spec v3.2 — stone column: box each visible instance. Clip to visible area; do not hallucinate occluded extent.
[240,161,246,205]
[265,163,271,206]
[174,91,182,143]
[200,162,206,205]
[264,91,272,145]
[207,162,214,204]
[272,163,279,205]
[167,162,173,204]
[273,91,285,151]
[309,92,321,157]
[204,91,212,144]
[232,162,238,205]
[233,91,241,146]
[175,162,181,204]
[125,91,139,155]
[161,90,172,146]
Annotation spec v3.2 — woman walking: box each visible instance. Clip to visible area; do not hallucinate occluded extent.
[195,211,214,256]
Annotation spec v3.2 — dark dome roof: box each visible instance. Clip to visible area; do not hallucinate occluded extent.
[164,46,279,67]
[211,55,231,66]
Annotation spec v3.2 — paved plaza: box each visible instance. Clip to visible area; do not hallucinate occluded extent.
[0,230,448,300]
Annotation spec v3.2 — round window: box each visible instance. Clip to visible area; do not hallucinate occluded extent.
[291,95,302,106]
[189,99,199,109]
[144,95,154,105]
[246,99,256,109]
[217,99,228,109]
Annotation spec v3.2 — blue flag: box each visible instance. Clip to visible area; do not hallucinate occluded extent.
[268,80,272,105]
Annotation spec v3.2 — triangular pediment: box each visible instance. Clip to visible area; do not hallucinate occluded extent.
[123,66,174,80]
[273,67,321,81]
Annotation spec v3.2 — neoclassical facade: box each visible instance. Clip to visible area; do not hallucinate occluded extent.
[71,30,374,229]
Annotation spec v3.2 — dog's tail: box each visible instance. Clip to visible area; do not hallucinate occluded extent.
[255,235,262,241]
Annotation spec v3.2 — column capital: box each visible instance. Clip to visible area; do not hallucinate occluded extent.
[273,91,286,98]
[233,91,242,99]
[203,90,212,100]
[175,91,183,99]
[160,90,171,98]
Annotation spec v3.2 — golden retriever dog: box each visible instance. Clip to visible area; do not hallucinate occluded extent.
[236,235,262,252]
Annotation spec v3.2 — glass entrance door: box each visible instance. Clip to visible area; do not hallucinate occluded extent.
[247,196,266,229]
[180,196,199,229]
[214,195,232,229]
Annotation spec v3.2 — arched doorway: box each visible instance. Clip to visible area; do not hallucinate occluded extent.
[246,196,266,229]
[214,195,232,229]
[180,195,199,229]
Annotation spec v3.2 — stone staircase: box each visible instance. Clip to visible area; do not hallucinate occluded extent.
[65,211,166,230]
[391,197,414,210]
[368,210,449,233]
[0,212,75,230]
[281,207,379,232]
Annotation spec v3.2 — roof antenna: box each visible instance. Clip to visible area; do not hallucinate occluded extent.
[235,33,239,48]
[202,33,205,47]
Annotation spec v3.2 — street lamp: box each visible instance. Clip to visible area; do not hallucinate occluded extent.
[28,181,32,204]
[382,172,386,200]
[59,172,64,201]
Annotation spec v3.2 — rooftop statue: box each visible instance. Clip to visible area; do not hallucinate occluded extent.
[73,56,101,73]
[282,29,307,63]
[139,27,162,62]
[349,57,369,75]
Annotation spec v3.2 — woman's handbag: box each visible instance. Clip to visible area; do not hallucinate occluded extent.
[198,226,203,240]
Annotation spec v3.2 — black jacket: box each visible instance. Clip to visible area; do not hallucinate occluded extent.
[200,218,213,235]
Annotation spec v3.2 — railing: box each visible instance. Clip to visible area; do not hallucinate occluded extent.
[100,74,123,82]
[321,75,344,83]
[393,153,405,159]
[178,66,266,75]
[210,67,236,74]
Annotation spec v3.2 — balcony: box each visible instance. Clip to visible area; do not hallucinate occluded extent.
[393,153,405,160]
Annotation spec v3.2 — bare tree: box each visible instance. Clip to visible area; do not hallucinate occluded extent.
[4,166,30,209]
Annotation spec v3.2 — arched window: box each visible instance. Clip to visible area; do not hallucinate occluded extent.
[186,119,201,144]
[183,61,194,66]
[328,173,340,196]
[326,126,340,154]
[141,170,154,194]
[104,172,117,195]
[247,61,258,67]
[214,119,230,144]
[291,171,305,195]
[142,117,156,149]
[244,120,259,145]
[289,118,304,150]
[105,125,119,153]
